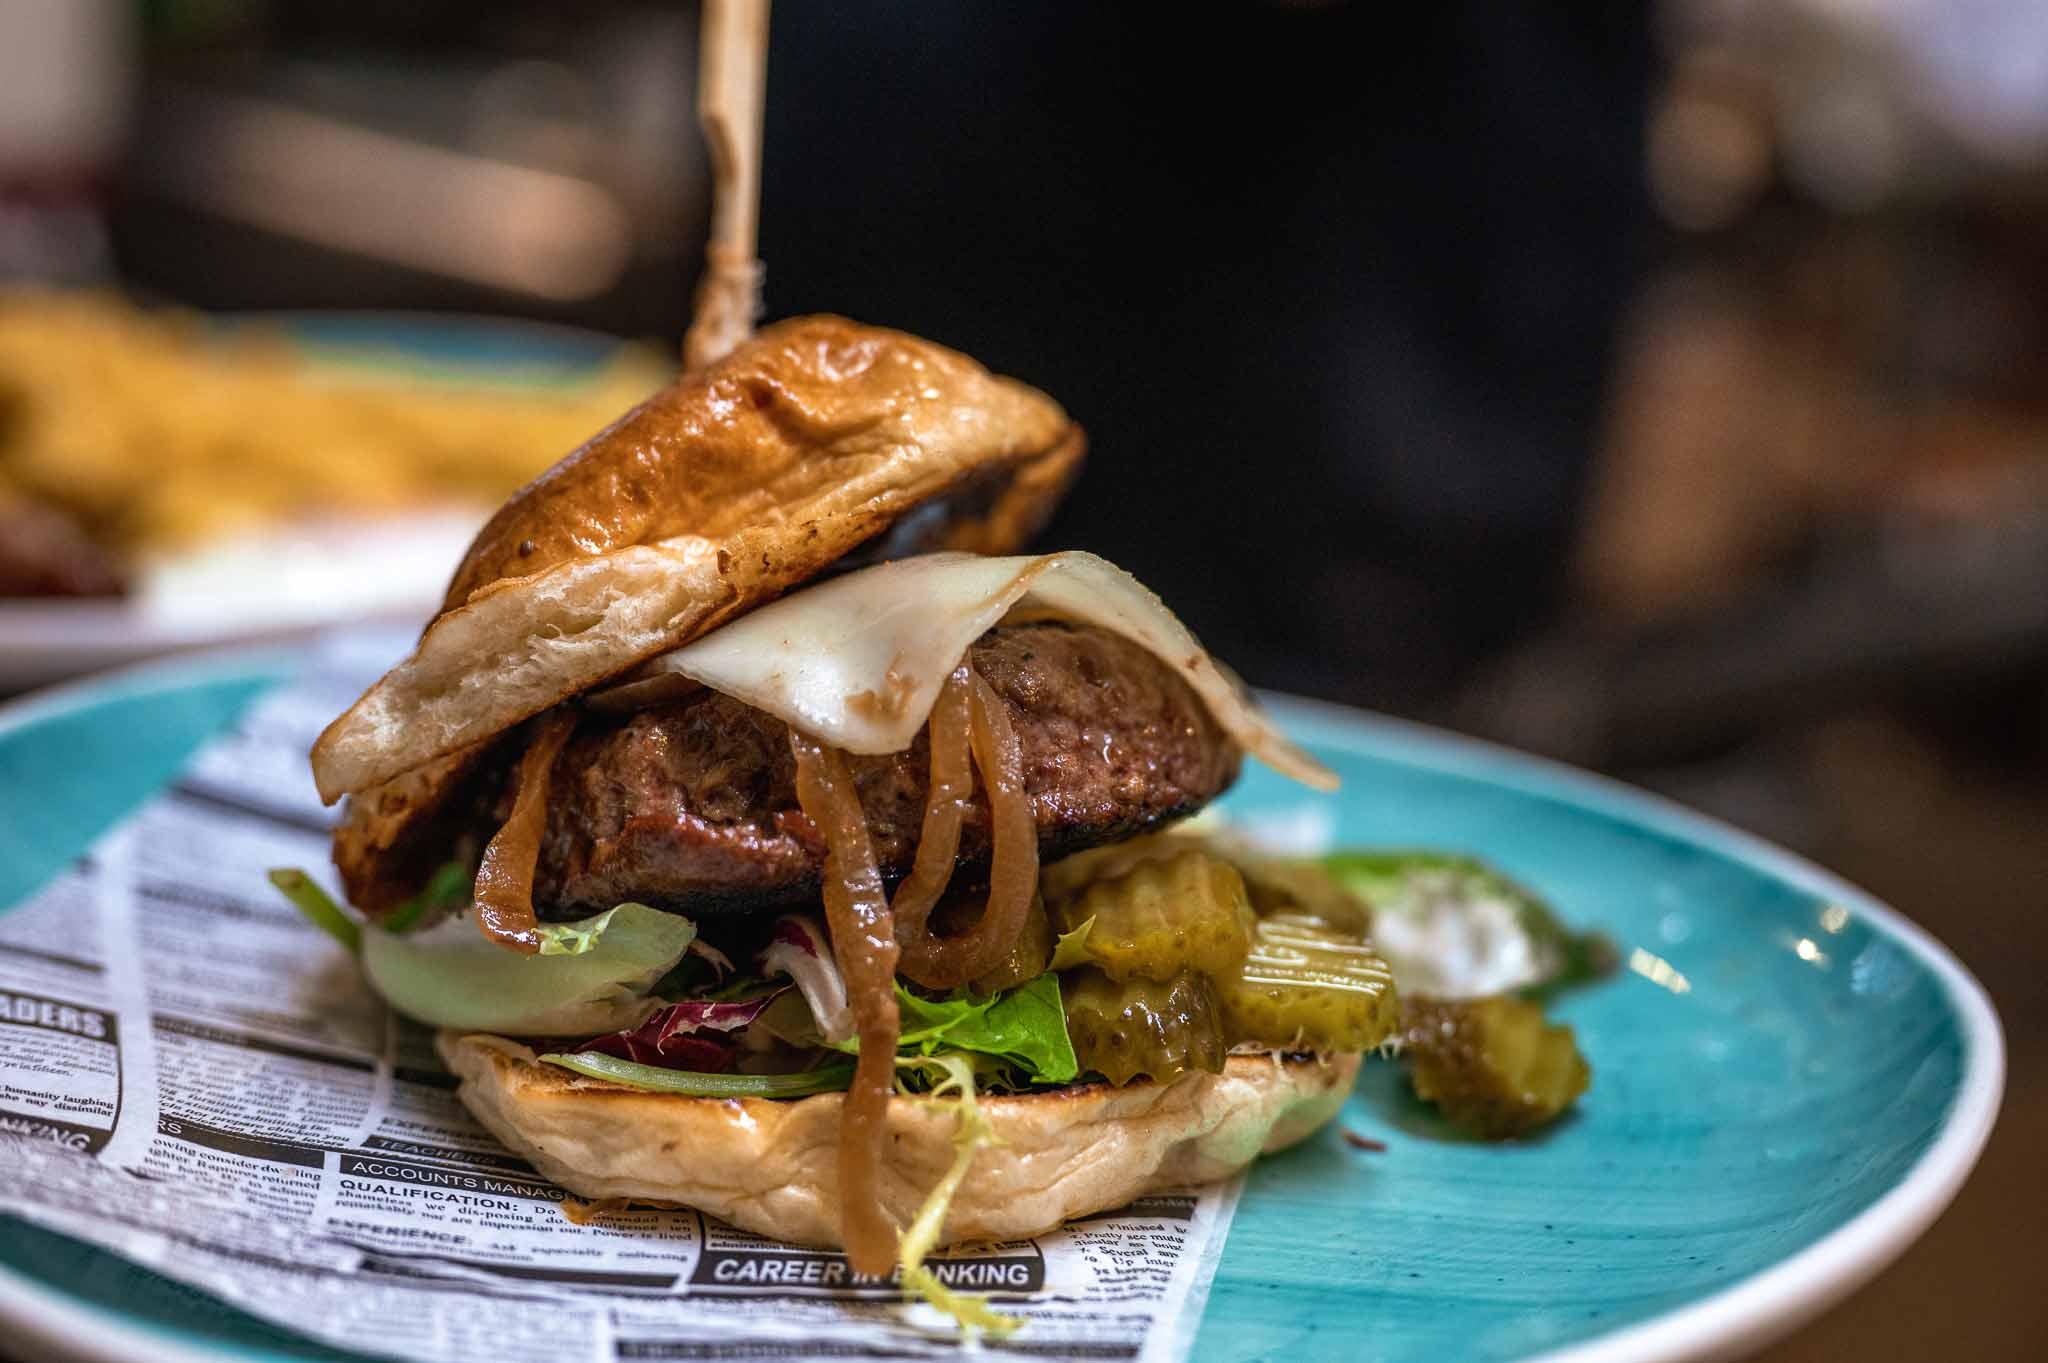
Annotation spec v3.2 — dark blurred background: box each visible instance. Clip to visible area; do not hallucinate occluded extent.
[1,0,2039,1357]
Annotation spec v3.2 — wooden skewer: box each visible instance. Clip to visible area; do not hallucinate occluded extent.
[683,0,772,372]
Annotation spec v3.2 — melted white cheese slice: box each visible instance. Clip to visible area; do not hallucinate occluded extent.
[597,551,1335,790]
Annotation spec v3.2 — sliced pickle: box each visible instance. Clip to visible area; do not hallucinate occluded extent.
[1049,850,1255,983]
[969,894,1054,995]
[1231,854,1372,937]
[1061,967,1225,1086]
[1038,831,1198,905]
[1397,994,1589,1139]
[1217,912,1399,1053]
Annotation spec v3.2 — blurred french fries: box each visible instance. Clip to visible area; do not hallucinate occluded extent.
[0,291,670,559]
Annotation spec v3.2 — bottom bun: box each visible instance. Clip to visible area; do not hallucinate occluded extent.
[438,1031,1359,1249]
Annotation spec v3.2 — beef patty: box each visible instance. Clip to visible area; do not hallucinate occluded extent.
[529,621,1238,916]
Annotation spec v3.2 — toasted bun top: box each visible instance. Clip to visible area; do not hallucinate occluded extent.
[311,316,1081,804]
[439,315,1078,613]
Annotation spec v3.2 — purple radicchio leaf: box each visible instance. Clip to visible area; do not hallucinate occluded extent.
[759,914,853,1043]
[572,991,785,1073]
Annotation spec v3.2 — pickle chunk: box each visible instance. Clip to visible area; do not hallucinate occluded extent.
[1232,855,1373,937]
[1038,832,1194,904]
[1398,994,1589,1139]
[1062,967,1225,1086]
[1218,912,1399,1052]
[1051,850,1254,983]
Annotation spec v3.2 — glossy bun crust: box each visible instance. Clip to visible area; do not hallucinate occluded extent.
[311,316,1081,806]
[441,1033,1359,1250]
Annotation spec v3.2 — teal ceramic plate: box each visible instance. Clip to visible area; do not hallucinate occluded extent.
[0,651,2003,1363]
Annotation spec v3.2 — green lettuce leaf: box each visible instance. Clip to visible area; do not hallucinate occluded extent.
[268,868,359,955]
[894,1053,1022,1338]
[534,904,635,956]
[818,974,1078,1085]
[536,1052,854,1096]
[1047,916,1095,971]
[362,902,697,1034]
[379,860,471,935]
[883,974,1078,1084]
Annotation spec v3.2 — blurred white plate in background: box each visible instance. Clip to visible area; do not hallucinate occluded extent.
[0,508,479,690]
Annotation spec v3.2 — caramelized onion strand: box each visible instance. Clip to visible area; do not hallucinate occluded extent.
[789,732,902,1276]
[894,669,1041,990]
[472,709,578,954]
[888,666,974,944]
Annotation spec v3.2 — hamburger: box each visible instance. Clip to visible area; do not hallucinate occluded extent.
[283,316,1407,1297]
